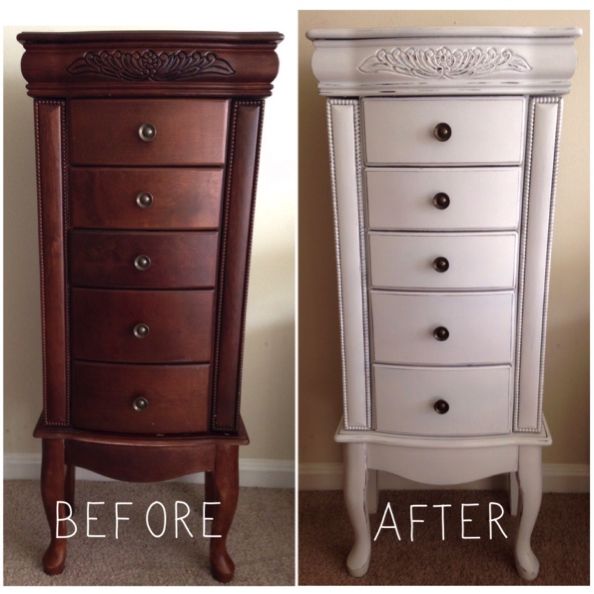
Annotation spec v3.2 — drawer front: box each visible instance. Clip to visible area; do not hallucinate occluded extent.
[369,232,518,290]
[371,291,514,365]
[71,288,214,363]
[70,99,229,166]
[363,97,526,165]
[373,365,511,436]
[366,168,522,231]
[70,168,223,230]
[70,231,218,289]
[71,362,209,434]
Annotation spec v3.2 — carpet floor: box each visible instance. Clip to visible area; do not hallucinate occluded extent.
[299,489,589,585]
[4,480,294,586]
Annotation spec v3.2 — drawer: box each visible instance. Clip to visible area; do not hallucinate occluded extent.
[71,288,214,363]
[369,232,518,290]
[363,97,526,165]
[71,362,209,434]
[70,167,223,230]
[69,231,218,289]
[366,168,522,231]
[371,291,514,365]
[70,99,229,166]
[373,364,511,436]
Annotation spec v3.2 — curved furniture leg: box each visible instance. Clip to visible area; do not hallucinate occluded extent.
[367,469,379,515]
[65,464,76,511]
[41,438,67,575]
[344,443,371,577]
[515,446,542,580]
[209,443,239,583]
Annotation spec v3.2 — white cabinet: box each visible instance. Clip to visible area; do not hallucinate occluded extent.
[308,26,580,580]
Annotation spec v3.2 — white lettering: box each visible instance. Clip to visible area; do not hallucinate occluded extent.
[86,502,106,538]
[55,501,77,539]
[373,502,401,541]
[461,503,480,540]
[146,501,167,538]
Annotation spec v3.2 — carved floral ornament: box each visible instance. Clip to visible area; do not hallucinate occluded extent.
[66,48,235,81]
[358,46,532,79]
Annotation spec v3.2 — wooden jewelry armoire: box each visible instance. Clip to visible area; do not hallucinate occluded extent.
[18,30,282,583]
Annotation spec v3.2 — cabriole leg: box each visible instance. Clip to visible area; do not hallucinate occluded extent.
[344,442,371,577]
[515,446,542,580]
[40,438,67,575]
[209,443,239,583]
[65,464,76,511]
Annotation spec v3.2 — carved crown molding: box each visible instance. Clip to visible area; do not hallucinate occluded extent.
[358,46,531,78]
[66,49,235,81]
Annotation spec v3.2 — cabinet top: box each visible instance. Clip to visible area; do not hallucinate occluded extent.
[307,26,582,40]
[18,30,283,98]
[308,26,581,97]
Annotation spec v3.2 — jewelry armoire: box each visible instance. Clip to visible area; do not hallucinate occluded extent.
[308,26,580,580]
[18,30,282,583]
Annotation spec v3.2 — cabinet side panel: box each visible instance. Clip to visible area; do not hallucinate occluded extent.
[34,101,68,425]
[515,98,562,432]
[212,100,263,432]
[327,100,370,430]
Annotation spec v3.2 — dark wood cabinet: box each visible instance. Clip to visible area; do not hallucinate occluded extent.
[18,30,282,583]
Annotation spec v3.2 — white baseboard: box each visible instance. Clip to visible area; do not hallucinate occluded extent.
[299,462,589,493]
[4,453,294,489]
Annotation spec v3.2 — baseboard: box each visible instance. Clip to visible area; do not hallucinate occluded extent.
[299,462,589,493]
[4,453,294,489]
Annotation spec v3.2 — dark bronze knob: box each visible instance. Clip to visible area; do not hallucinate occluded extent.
[433,326,449,341]
[432,192,450,210]
[132,396,149,412]
[132,323,150,339]
[433,122,451,142]
[136,192,153,208]
[434,399,450,414]
[134,255,151,271]
[433,256,449,273]
[138,123,156,142]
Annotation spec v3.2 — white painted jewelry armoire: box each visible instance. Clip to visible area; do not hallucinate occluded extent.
[308,27,580,580]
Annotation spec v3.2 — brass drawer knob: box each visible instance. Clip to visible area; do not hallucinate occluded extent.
[138,123,157,142]
[433,256,449,273]
[432,192,450,210]
[433,326,449,341]
[136,192,153,208]
[132,396,149,412]
[434,399,450,414]
[433,122,451,142]
[134,255,152,271]
[132,323,150,339]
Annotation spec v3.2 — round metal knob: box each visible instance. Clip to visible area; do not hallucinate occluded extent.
[433,122,452,142]
[134,255,151,271]
[132,396,149,412]
[433,326,449,341]
[434,399,450,415]
[132,323,150,339]
[433,256,450,273]
[432,192,450,210]
[138,123,156,142]
[136,192,153,208]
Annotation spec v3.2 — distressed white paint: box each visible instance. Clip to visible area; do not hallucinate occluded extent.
[310,26,579,581]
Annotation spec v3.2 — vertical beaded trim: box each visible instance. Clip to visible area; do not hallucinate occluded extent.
[514,96,563,433]
[326,99,371,430]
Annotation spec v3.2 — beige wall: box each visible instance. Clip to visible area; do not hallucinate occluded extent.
[3,26,295,462]
[299,11,589,466]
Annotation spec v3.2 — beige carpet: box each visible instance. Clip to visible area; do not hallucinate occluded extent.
[4,480,294,586]
[299,489,589,585]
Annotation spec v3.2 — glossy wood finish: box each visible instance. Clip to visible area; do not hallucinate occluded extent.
[35,102,69,425]
[70,99,229,166]
[70,167,223,230]
[212,101,263,431]
[69,230,218,289]
[21,30,280,583]
[71,288,214,363]
[18,31,283,98]
[41,439,67,574]
[71,362,210,434]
